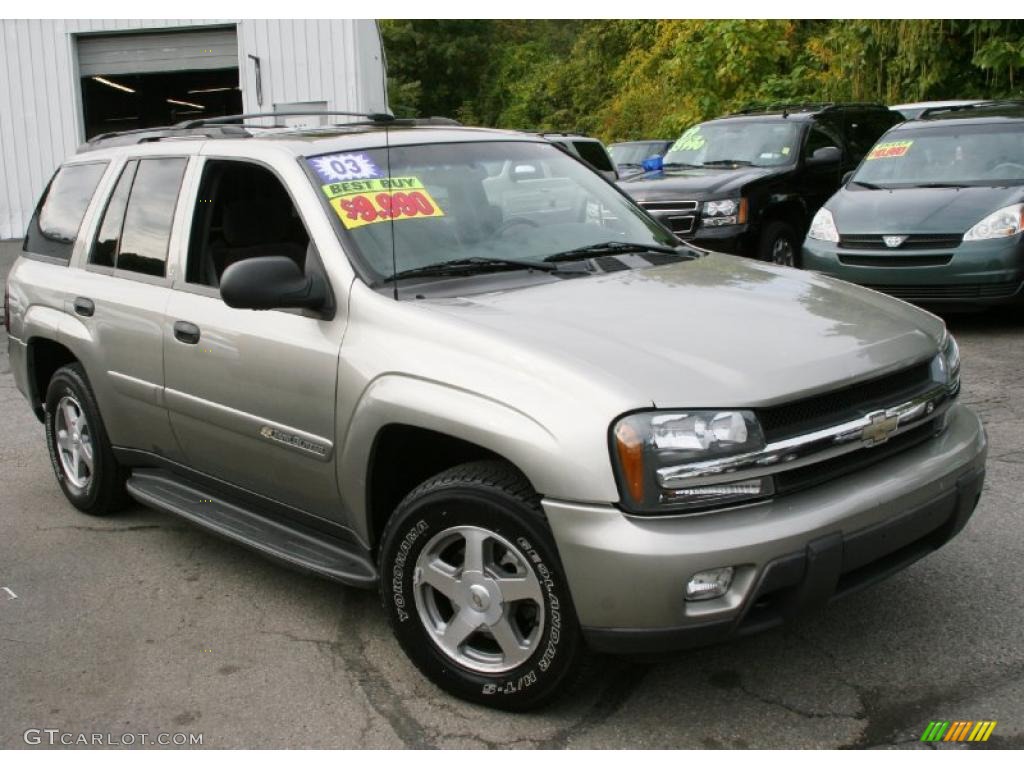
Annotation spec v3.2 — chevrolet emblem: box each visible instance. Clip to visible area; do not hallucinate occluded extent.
[862,411,899,446]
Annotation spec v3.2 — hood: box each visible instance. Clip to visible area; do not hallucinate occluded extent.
[619,166,778,201]
[829,185,1024,234]
[418,254,945,408]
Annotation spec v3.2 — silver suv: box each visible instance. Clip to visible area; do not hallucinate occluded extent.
[4,113,987,710]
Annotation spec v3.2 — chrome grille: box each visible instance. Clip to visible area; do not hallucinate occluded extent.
[638,200,699,235]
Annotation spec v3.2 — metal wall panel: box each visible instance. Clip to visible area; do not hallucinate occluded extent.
[0,19,387,239]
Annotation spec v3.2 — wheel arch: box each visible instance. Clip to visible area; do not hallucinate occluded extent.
[339,374,561,551]
[25,336,79,422]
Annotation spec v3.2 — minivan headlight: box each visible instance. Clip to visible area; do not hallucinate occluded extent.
[807,207,839,242]
[611,410,771,513]
[963,203,1024,241]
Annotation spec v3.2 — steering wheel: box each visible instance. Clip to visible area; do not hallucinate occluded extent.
[990,162,1024,177]
[494,217,540,237]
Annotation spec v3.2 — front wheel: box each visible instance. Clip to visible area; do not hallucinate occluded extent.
[759,221,800,267]
[379,461,586,710]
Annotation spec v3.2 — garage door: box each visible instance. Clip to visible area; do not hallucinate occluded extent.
[78,27,238,76]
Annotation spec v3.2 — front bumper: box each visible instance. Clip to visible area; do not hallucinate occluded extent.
[684,223,754,257]
[543,403,987,654]
[802,237,1024,306]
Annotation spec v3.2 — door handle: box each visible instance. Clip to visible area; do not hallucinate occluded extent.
[173,320,201,345]
[73,297,94,317]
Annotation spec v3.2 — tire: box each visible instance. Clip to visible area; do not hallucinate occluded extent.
[759,220,800,267]
[44,363,129,515]
[379,460,587,710]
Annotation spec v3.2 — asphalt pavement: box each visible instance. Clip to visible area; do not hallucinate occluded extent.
[1,239,1022,748]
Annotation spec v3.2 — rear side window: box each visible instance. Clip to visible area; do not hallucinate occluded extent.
[572,141,614,173]
[23,162,108,262]
[88,157,187,278]
[90,160,137,268]
[846,113,901,163]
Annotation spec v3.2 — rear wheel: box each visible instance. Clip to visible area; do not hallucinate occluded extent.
[759,220,800,267]
[44,363,128,515]
[379,460,586,710]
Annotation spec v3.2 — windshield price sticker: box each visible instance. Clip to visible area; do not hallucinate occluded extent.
[867,140,914,160]
[309,152,383,182]
[323,176,446,229]
[671,126,705,152]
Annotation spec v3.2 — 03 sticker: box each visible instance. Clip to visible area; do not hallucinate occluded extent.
[867,140,914,160]
[309,152,382,182]
[324,177,445,229]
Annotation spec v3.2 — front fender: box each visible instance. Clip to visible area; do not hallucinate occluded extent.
[338,373,613,544]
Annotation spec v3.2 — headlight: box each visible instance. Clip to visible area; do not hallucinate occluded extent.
[701,198,747,227]
[807,207,839,242]
[941,331,961,393]
[611,410,771,513]
[963,203,1024,241]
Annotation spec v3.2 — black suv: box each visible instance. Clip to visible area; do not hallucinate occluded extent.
[619,103,903,265]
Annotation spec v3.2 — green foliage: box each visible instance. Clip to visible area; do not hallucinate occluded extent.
[381,20,1024,142]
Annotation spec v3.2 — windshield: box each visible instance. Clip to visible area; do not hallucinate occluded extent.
[852,124,1024,187]
[610,142,666,166]
[306,140,676,285]
[662,121,801,168]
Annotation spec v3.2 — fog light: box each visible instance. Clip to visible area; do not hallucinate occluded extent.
[661,477,773,509]
[686,567,734,601]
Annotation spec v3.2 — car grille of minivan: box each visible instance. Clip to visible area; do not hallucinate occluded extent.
[757,360,936,442]
[638,201,699,236]
[863,282,1023,301]
[838,254,953,267]
[839,234,963,250]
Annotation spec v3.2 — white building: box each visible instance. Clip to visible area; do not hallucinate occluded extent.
[0,19,388,239]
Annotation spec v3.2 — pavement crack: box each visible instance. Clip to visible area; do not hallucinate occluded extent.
[329,593,435,749]
[34,523,185,533]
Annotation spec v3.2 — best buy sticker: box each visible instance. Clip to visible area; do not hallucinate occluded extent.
[324,176,446,230]
[867,140,913,160]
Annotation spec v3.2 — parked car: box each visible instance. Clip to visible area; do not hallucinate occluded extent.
[619,103,903,265]
[535,132,618,183]
[803,100,1024,308]
[608,139,673,176]
[890,100,984,120]
[5,113,985,710]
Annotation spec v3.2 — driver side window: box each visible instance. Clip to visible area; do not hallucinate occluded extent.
[804,127,838,160]
[186,160,312,288]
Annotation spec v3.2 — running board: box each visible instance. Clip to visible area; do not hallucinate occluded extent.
[125,470,377,588]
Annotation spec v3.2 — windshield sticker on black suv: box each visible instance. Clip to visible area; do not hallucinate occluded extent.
[321,176,446,229]
[670,126,705,152]
[867,140,914,160]
[310,152,383,182]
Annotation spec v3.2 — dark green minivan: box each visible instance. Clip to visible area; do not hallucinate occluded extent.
[802,101,1024,307]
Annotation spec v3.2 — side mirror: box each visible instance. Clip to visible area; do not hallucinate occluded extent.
[842,170,855,186]
[220,256,327,312]
[807,146,842,166]
[641,155,664,172]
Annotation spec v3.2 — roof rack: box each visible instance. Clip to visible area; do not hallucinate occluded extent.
[731,101,889,117]
[175,109,396,128]
[78,110,463,152]
[918,99,1024,119]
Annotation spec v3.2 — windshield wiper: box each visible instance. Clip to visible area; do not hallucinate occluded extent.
[662,161,703,169]
[915,182,970,189]
[543,241,683,263]
[389,256,575,282]
[701,159,753,167]
[850,179,886,190]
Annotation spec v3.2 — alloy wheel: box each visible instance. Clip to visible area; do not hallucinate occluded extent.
[413,525,545,674]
